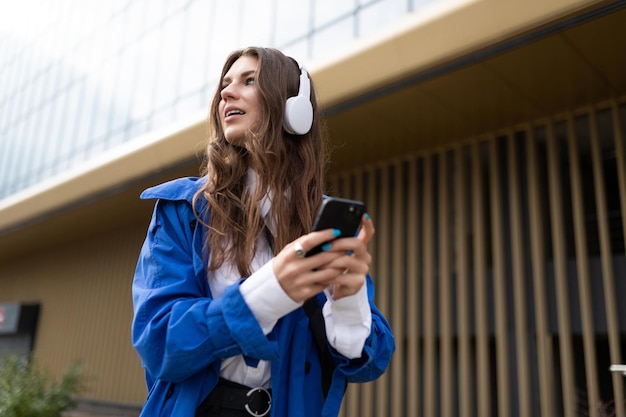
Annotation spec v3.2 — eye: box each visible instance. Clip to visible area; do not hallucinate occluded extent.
[245,77,256,86]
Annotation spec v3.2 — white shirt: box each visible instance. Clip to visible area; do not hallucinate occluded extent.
[208,171,372,388]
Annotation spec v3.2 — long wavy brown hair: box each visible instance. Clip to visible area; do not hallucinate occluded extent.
[193,47,327,278]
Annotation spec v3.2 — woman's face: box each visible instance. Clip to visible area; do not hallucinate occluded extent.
[219,55,261,146]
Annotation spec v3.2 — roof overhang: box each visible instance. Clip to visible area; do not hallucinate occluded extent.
[314,0,626,172]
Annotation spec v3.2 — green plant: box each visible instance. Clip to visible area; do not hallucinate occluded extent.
[0,354,86,417]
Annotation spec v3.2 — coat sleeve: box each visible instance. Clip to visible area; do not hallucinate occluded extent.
[131,199,279,383]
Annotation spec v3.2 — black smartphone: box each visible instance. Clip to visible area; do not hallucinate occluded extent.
[306,197,367,257]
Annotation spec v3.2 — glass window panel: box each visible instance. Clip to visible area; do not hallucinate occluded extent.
[57,83,82,162]
[3,127,19,194]
[109,47,137,134]
[154,11,185,110]
[33,46,51,86]
[39,105,62,178]
[412,0,440,11]
[0,134,11,193]
[0,93,13,131]
[39,65,55,103]
[69,36,92,81]
[90,91,110,143]
[0,60,8,103]
[143,0,168,32]
[239,0,274,47]
[22,109,44,188]
[83,9,112,73]
[311,18,354,60]
[102,11,129,64]
[208,0,245,73]
[87,60,117,141]
[12,119,32,190]
[281,40,309,65]
[20,80,37,120]
[274,0,311,47]
[106,129,126,149]
[314,0,356,28]
[129,30,160,121]
[4,62,18,101]
[150,106,177,134]
[180,0,213,95]
[5,60,25,124]
[17,122,35,190]
[47,91,67,160]
[48,60,65,100]
[123,118,150,144]
[50,4,76,60]
[0,102,7,132]
[124,1,148,44]
[94,60,125,146]
[74,79,96,152]
[85,132,106,160]
[358,0,409,38]
[176,92,207,123]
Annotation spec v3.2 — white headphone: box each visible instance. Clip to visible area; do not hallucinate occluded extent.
[283,67,313,135]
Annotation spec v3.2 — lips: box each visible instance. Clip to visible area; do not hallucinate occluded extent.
[224,106,245,120]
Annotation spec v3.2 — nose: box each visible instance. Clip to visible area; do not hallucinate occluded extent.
[220,83,238,101]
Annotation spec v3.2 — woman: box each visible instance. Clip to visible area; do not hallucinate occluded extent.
[132,47,394,417]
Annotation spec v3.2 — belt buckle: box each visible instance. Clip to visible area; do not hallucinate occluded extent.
[244,387,271,417]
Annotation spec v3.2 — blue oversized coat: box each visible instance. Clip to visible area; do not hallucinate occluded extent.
[131,177,395,416]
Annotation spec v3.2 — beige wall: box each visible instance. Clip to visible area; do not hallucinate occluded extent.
[0,222,148,404]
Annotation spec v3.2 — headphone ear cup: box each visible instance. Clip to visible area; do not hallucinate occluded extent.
[284,95,313,135]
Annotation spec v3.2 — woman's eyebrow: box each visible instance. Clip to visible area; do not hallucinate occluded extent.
[222,69,257,84]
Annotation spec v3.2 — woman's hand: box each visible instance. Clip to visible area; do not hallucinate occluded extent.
[323,214,374,300]
[273,214,374,302]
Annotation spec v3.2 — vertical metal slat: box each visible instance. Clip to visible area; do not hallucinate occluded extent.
[506,130,532,417]
[374,165,391,417]
[546,120,577,417]
[489,136,511,417]
[439,151,454,417]
[407,156,421,417]
[610,100,626,417]
[391,161,405,417]
[361,167,377,417]
[588,108,625,417]
[335,172,360,417]
[471,141,491,417]
[565,114,600,417]
[422,155,437,417]
[525,125,556,417]
[454,145,473,417]
[613,101,626,257]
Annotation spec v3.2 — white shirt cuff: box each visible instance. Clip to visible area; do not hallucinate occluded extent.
[239,259,302,334]
[322,281,372,359]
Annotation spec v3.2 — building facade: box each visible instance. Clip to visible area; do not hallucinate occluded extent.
[1,0,625,416]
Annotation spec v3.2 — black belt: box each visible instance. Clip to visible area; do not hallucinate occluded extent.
[196,378,272,417]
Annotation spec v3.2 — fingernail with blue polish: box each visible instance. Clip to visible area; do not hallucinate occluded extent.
[322,243,332,251]
[332,229,341,237]
[365,213,371,220]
